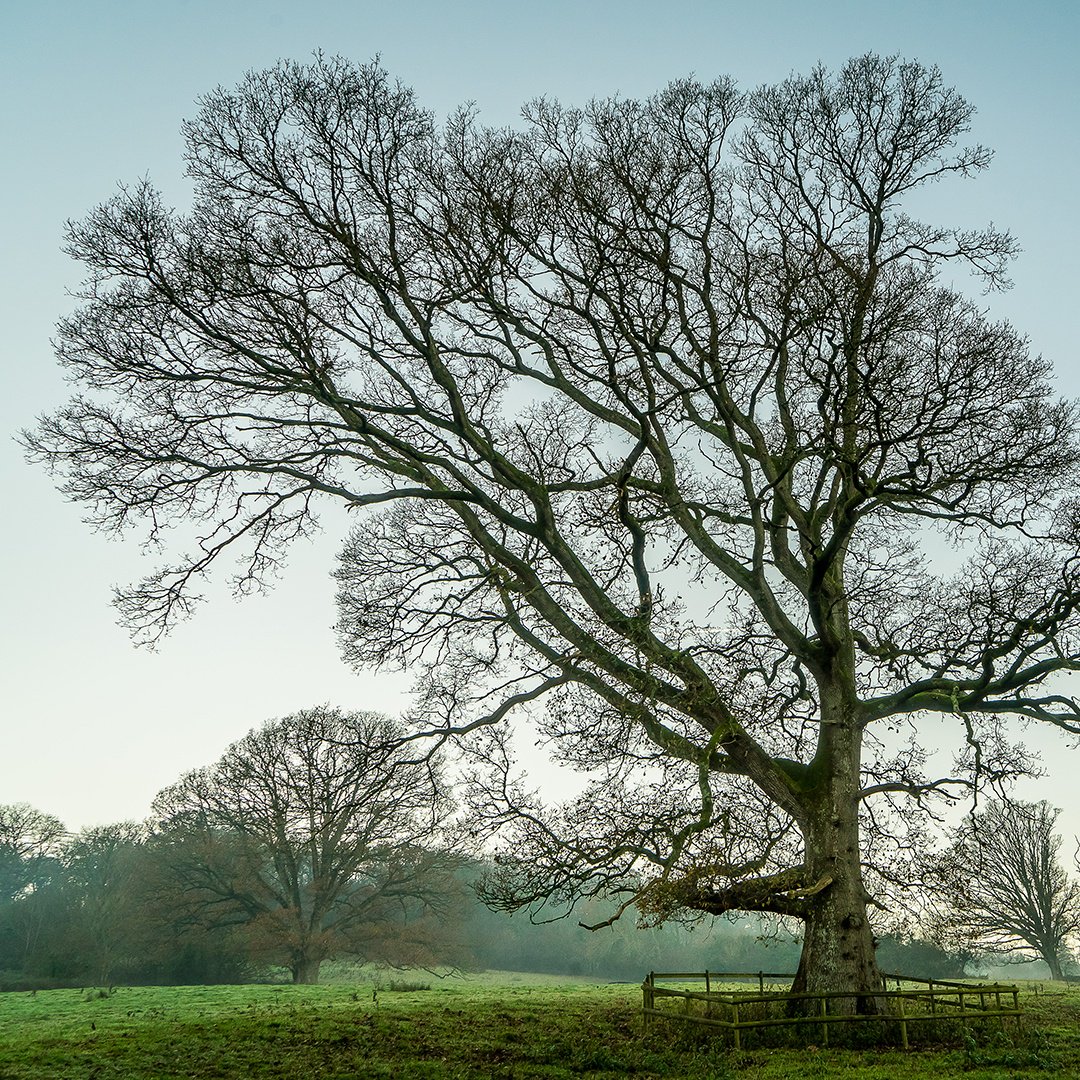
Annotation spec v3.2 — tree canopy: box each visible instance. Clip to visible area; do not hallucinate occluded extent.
[27,53,1080,1000]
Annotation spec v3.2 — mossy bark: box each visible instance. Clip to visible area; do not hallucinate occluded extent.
[791,814,883,1011]
[790,689,883,1011]
[291,955,323,984]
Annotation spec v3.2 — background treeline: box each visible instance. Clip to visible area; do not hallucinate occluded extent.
[0,810,969,990]
[0,819,251,988]
[8,708,1073,989]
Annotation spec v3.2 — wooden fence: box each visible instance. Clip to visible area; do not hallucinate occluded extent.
[641,971,1022,1049]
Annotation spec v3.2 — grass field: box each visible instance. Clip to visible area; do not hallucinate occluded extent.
[1,972,1077,1079]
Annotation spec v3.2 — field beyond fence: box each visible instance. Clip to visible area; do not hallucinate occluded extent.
[3,971,1078,1079]
[642,971,1022,1049]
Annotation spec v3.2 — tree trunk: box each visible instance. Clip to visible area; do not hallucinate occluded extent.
[1045,951,1064,981]
[789,690,884,1012]
[291,955,322,984]
[791,837,883,1013]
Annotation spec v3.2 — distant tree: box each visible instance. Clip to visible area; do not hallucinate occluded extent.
[27,52,1080,1004]
[0,804,65,902]
[152,707,461,983]
[0,811,255,987]
[61,822,150,984]
[932,800,1080,980]
[0,804,66,974]
[872,934,968,981]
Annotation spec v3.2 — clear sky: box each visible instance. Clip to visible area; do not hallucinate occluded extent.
[2,0,1078,834]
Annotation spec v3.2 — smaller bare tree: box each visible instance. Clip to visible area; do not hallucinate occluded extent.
[932,800,1080,980]
[152,707,460,983]
[0,804,66,971]
[0,804,65,902]
[63,822,149,985]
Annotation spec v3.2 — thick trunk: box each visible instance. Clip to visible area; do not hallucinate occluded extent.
[1045,951,1064,981]
[789,692,883,1011]
[682,683,886,1007]
[291,955,322,984]
[791,816,883,1010]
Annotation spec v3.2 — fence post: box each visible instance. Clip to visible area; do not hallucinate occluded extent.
[898,992,909,1050]
[758,970,764,994]
[929,979,936,1015]
[732,1001,741,1050]
[642,973,654,1030]
[820,995,829,1048]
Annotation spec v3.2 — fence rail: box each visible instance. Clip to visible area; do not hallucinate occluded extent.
[641,971,1022,1049]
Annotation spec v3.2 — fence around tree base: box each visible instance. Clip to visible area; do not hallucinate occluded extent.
[641,971,1022,1050]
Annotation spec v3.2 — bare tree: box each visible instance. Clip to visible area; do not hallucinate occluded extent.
[932,800,1080,981]
[62,822,150,985]
[26,54,1080,1002]
[0,804,66,971]
[0,804,65,902]
[152,707,459,983]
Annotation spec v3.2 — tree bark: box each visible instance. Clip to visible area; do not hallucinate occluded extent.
[789,689,884,1011]
[1045,952,1064,981]
[291,954,322,984]
[791,811,883,1011]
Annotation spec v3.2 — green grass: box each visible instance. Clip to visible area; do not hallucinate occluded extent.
[1,974,1078,1079]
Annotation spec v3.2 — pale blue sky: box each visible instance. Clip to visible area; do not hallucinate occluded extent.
[2,1,1078,831]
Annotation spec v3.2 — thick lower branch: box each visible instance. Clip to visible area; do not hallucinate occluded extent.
[658,866,834,920]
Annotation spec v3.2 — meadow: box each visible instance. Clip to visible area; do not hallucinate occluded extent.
[1,971,1078,1079]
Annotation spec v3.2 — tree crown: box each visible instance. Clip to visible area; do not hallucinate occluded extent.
[26,54,1080,932]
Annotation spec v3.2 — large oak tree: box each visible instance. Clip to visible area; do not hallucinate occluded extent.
[28,54,1080,1002]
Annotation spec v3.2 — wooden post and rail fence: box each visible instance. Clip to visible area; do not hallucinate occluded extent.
[641,971,1022,1049]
